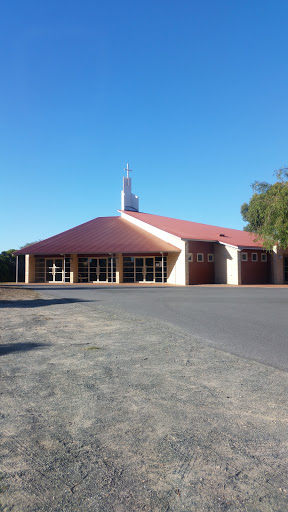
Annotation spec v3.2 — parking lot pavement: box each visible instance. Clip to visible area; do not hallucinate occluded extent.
[27,284,288,371]
[1,286,288,511]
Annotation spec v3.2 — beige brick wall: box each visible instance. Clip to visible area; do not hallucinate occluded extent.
[120,212,187,285]
[25,255,35,283]
[166,244,188,285]
[167,244,188,285]
[271,246,288,284]
[214,244,240,285]
[70,254,78,283]
[116,253,122,283]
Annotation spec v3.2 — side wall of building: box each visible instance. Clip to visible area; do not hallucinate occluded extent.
[188,241,214,285]
[214,244,240,285]
[165,243,188,285]
[271,246,288,284]
[240,249,270,284]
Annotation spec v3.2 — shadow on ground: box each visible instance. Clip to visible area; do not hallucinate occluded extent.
[0,342,50,356]
[0,298,94,308]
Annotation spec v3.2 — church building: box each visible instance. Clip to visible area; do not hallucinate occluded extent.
[14,166,288,285]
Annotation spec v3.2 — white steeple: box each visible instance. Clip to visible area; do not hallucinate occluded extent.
[121,163,139,211]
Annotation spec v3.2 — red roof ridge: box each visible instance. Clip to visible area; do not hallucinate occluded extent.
[120,210,263,248]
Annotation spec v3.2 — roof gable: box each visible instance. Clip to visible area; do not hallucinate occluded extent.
[121,211,263,248]
[14,216,180,255]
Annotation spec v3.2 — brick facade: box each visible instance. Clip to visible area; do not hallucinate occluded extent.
[188,241,214,285]
[240,249,270,284]
[271,247,288,284]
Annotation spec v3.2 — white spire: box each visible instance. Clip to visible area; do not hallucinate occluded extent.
[121,163,139,212]
[124,162,132,179]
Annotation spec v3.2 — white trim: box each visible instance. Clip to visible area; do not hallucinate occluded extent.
[45,257,64,283]
[261,253,267,262]
[182,238,218,242]
[197,253,204,262]
[218,241,239,248]
[188,253,193,262]
[120,211,183,248]
[238,246,263,250]
[251,252,258,262]
[241,252,248,261]
[208,253,214,262]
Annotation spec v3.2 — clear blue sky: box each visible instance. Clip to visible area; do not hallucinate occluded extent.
[1,0,287,251]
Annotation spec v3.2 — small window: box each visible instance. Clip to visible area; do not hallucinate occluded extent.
[252,253,258,262]
[261,253,267,262]
[208,254,214,262]
[241,252,248,261]
[197,253,204,262]
[188,253,193,262]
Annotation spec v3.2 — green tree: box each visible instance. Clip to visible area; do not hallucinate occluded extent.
[0,241,42,282]
[19,240,42,249]
[241,167,288,250]
[0,249,16,282]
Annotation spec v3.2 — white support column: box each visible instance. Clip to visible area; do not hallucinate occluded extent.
[161,253,164,284]
[111,254,114,283]
[16,256,19,284]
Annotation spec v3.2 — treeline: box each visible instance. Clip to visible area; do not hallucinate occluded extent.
[0,241,40,282]
[0,250,17,282]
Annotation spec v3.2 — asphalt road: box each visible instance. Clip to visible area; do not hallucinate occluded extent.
[28,285,288,371]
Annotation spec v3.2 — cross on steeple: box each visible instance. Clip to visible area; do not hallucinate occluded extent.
[124,163,132,179]
[121,163,139,212]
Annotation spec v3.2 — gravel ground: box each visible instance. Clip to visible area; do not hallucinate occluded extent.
[0,285,287,511]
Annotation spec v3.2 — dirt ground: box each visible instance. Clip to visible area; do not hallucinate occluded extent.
[0,285,287,512]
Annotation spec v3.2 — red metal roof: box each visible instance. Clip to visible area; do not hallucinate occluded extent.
[121,211,263,248]
[14,216,180,255]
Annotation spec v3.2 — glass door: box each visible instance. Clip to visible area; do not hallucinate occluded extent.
[99,258,107,281]
[45,258,63,282]
[284,257,288,283]
[145,257,154,282]
[78,257,114,282]
[54,259,64,281]
[135,258,144,282]
[46,259,54,282]
[134,257,154,282]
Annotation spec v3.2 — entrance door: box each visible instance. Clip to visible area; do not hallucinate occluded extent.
[134,257,154,282]
[98,258,107,281]
[46,259,63,282]
[78,257,109,282]
[122,256,167,283]
[284,257,288,283]
[145,257,154,282]
[135,258,144,282]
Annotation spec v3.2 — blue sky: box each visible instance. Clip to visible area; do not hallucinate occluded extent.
[1,0,287,251]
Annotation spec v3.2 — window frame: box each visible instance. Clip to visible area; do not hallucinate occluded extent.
[188,253,193,262]
[251,252,258,262]
[208,253,214,263]
[197,253,204,263]
[241,252,248,262]
[261,253,267,262]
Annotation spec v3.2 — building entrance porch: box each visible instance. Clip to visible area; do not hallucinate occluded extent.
[123,256,167,283]
[78,257,116,283]
[46,258,64,282]
[30,253,170,284]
